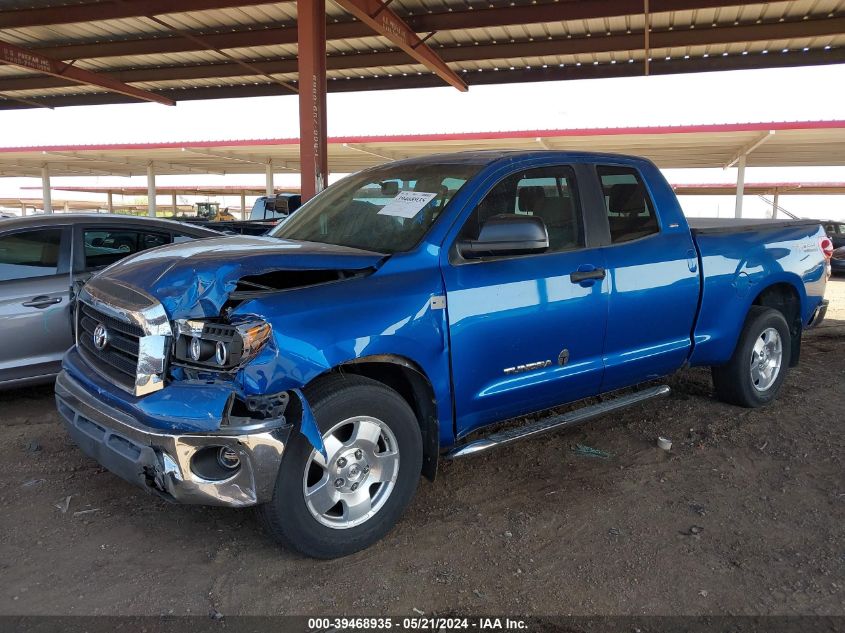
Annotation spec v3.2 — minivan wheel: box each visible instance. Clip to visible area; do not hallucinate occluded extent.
[712,306,792,408]
[258,374,422,559]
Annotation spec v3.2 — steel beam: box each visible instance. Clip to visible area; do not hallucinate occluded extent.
[107,191,114,214]
[725,131,776,168]
[41,165,52,214]
[332,0,466,91]
[298,0,329,201]
[0,40,172,106]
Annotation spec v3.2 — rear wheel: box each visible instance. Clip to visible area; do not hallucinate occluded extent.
[258,374,422,558]
[712,306,791,407]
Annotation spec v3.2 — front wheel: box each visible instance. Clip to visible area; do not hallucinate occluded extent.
[258,374,422,558]
[711,306,792,408]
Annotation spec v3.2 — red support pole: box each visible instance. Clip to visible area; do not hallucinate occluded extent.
[297,0,328,201]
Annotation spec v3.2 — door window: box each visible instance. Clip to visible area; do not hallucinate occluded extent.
[84,229,171,269]
[597,166,659,243]
[460,166,584,254]
[0,229,63,281]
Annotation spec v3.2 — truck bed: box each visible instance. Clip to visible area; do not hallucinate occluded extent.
[688,217,822,235]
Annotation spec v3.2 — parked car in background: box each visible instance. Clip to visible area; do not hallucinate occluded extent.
[823,220,845,249]
[831,245,845,275]
[0,215,220,389]
[173,194,302,237]
[56,151,829,558]
[248,193,302,222]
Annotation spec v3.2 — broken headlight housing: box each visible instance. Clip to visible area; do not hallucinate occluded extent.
[172,318,272,371]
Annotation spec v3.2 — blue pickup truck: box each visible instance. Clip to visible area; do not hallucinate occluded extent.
[55,151,830,558]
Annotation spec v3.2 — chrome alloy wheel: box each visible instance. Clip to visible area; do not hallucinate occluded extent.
[750,327,783,392]
[302,416,400,529]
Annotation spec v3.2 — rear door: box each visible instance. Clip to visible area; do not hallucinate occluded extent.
[592,164,700,391]
[0,225,72,384]
[442,163,610,437]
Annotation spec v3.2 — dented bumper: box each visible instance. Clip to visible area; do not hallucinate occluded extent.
[55,370,291,507]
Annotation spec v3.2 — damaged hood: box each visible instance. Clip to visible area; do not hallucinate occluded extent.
[92,235,385,318]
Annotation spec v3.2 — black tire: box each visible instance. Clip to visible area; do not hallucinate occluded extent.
[711,306,792,408]
[258,374,422,558]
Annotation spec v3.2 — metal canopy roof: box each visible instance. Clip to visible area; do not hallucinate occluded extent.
[0,0,843,109]
[1,120,843,177]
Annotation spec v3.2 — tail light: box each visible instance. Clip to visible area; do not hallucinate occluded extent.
[820,236,834,259]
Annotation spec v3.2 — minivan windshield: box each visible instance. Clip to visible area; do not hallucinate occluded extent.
[271,163,482,253]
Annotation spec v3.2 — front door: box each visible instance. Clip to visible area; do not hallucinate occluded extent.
[441,164,609,438]
[0,225,72,384]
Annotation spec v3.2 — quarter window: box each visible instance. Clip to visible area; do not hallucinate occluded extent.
[460,166,584,253]
[597,166,659,243]
[0,229,63,281]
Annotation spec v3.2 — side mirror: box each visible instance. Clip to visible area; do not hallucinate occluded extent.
[458,214,549,258]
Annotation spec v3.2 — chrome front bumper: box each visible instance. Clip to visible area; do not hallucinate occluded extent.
[55,371,291,507]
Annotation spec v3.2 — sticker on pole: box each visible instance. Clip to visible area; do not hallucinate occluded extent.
[377,191,437,219]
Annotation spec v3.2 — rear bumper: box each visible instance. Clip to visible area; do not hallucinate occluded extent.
[808,299,829,329]
[55,370,290,507]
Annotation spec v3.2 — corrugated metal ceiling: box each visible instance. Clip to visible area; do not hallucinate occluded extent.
[0,0,842,108]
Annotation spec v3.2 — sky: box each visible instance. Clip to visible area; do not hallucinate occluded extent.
[2,63,845,220]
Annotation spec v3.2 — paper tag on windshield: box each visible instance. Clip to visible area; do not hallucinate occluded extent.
[377,191,437,219]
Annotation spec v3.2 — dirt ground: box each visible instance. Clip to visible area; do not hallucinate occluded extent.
[1,279,843,618]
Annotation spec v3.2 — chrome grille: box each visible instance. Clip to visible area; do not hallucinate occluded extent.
[77,302,141,392]
[76,280,172,397]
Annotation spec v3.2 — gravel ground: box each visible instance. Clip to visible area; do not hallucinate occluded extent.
[1,279,843,617]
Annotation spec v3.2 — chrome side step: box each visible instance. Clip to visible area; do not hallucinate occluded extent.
[445,385,671,460]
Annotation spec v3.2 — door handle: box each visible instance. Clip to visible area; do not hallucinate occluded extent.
[569,267,606,284]
[23,295,62,308]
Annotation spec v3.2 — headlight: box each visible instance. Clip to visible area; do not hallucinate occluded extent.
[172,317,272,371]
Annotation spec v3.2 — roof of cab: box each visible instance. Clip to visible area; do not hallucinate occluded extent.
[382,149,654,168]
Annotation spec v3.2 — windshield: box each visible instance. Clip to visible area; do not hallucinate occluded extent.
[271,163,482,253]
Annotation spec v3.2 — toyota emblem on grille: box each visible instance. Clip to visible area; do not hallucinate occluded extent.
[92,323,110,351]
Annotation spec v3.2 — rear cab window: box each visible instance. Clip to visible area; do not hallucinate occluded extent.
[0,228,64,281]
[597,165,659,244]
